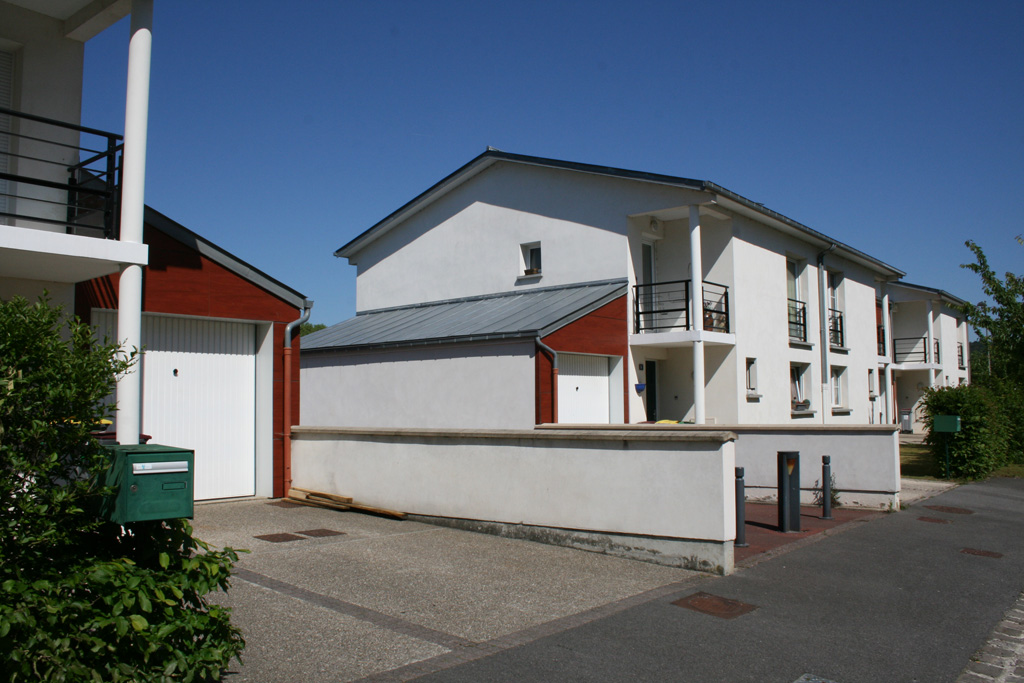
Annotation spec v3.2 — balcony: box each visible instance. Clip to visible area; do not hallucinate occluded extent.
[1,106,123,240]
[828,308,845,347]
[633,280,729,334]
[788,298,807,342]
[893,337,934,364]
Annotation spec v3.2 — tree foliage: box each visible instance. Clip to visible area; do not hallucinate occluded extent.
[922,384,1009,479]
[956,239,1024,465]
[298,322,326,336]
[0,297,245,681]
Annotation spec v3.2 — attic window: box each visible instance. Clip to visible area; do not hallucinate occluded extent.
[521,242,542,276]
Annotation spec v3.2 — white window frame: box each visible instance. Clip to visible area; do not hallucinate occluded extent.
[520,242,542,276]
[745,357,759,398]
[831,365,847,408]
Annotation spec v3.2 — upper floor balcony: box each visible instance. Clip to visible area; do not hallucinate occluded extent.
[633,279,730,335]
[892,337,939,365]
[1,106,123,240]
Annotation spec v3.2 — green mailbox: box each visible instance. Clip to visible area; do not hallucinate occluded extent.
[102,444,194,525]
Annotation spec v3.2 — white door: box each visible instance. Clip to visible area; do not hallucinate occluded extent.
[93,311,257,500]
[558,353,610,424]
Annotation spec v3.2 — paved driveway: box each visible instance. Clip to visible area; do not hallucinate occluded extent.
[194,500,703,681]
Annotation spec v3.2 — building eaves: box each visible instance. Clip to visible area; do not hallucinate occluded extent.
[303,279,627,353]
[143,206,310,309]
[889,281,968,307]
[335,149,904,279]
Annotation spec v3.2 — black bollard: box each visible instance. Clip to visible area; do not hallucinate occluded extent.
[822,455,833,520]
[778,451,801,532]
[735,467,748,548]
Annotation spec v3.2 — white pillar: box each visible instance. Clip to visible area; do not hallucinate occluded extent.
[689,205,705,425]
[881,290,892,424]
[926,299,936,386]
[115,0,153,446]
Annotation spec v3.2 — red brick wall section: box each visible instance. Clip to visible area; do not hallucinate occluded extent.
[75,221,302,498]
[535,295,628,424]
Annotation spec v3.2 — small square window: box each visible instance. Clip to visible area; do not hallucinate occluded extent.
[521,242,541,276]
[745,358,757,393]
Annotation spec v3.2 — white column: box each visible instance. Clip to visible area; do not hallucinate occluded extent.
[115,0,153,446]
[926,299,936,386]
[689,205,705,425]
[881,290,892,424]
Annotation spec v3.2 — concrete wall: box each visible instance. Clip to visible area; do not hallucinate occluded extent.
[1,4,87,232]
[351,162,708,312]
[300,340,537,429]
[291,426,737,574]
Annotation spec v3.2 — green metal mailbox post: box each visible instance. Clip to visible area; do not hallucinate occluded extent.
[102,444,194,524]
[933,415,961,479]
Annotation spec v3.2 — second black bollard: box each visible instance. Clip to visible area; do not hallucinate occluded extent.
[778,451,801,532]
[822,455,833,520]
[735,467,748,548]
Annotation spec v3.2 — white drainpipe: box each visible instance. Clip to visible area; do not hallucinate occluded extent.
[115,0,153,446]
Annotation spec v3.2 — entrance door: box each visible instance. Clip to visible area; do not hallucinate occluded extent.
[645,360,658,421]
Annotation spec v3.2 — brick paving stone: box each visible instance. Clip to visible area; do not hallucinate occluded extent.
[959,674,995,683]
[969,662,1009,678]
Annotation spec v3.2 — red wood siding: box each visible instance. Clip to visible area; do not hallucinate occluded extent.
[535,295,628,424]
[75,221,301,498]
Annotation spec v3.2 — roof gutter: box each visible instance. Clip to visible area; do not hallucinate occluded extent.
[282,300,313,496]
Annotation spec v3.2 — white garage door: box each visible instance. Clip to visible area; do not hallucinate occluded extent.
[558,353,610,424]
[93,311,257,500]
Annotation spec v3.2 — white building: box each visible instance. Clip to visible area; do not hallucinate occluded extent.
[302,149,966,431]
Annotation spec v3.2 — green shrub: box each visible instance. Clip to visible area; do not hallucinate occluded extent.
[0,296,244,682]
[922,384,1010,479]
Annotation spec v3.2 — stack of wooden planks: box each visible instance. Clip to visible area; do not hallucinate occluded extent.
[286,487,407,520]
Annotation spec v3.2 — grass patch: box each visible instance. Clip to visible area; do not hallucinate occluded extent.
[991,463,1024,478]
[900,443,943,479]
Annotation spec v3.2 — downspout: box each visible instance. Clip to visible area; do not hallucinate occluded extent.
[817,243,836,424]
[535,337,558,424]
[282,300,313,495]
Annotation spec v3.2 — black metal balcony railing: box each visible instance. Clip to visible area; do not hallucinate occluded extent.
[828,308,845,347]
[0,106,122,239]
[877,324,886,356]
[934,340,941,365]
[788,298,807,342]
[633,280,730,334]
[893,337,930,364]
[958,342,966,369]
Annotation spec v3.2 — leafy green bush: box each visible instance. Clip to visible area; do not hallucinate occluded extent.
[0,296,244,681]
[922,384,1010,479]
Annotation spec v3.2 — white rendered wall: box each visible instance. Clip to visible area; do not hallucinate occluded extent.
[352,162,707,312]
[1,5,87,232]
[300,341,536,429]
[0,276,73,309]
[292,426,736,572]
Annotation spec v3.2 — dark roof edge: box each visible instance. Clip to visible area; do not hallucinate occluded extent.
[336,149,904,278]
[305,281,628,355]
[354,278,628,317]
[144,205,310,309]
[889,281,967,306]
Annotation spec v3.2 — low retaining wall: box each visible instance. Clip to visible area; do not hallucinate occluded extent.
[291,427,737,574]
[538,424,901,509]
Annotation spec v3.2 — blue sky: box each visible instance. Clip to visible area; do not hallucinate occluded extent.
[82,1,1024,326]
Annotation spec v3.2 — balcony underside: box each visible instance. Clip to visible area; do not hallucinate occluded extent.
[0,224,147,283]
[629,329,736,348]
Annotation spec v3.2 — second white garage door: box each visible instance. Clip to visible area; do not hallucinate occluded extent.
[94,311,257,500]
[558,353,611,424]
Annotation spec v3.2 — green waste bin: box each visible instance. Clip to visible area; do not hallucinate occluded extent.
[101,444,194,525]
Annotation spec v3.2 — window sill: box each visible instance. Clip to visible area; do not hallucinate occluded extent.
[831,408,852,415]
[516,273,543,283]
[746,392,762,402]
[830,345,850,354]
[789,340,814,350]
[791,409,817,418]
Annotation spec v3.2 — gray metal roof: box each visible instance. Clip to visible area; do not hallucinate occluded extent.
[303,279,627,352]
